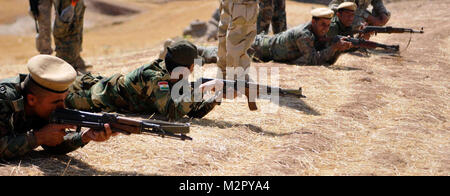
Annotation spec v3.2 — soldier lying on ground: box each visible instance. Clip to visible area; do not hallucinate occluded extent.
[0,55,117,160]
[197,8,354,66]
[65,40,231,121]
[327,2,358,38]
[329,0,390,31]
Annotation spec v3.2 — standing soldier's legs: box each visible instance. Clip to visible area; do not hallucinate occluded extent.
[257,0,273,34]
[36,0,53,55]
[53,0,87,72]
[217,0,232,78]
[225,0,258,80]
[271,0,286,34]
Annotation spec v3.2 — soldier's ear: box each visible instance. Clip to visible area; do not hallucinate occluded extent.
[311,17,317,25]
[26,93,38,107]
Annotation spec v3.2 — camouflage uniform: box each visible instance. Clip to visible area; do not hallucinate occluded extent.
[257,0,287,34]
[329,0,390,30]
[65,59,219,121]
[0,75,84,159]
[199,22,341,65]
[35,0,87,70]
[253,22,342,65]
[327,15,354,38]
[217,0,259,78]
[35,0,54,55]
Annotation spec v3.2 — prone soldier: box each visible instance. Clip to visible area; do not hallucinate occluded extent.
[65,40,230,121]
[198,8,354,66]
[329,0,390,31]
[327,2,358,38]
[0,55,116,160]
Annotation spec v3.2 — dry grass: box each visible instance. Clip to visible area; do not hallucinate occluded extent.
[0,0,449,176]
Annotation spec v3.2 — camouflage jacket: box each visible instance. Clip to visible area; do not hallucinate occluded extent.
[0,75,84,160]
[327,16,355,38]
[266,22,339,65]
[65,59,219,121]
[329,0,390,30]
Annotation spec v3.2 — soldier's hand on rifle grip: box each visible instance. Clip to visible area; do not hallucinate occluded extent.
[35,124,76,146]
[198,80,238,99]
[81,123,119,144]
[359,32,372,40]
[358,22,372,40]
[335,37,354,51]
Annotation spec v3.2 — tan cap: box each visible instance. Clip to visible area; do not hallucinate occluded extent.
[311,8,334,19]
[337,2,357,11]
[26,55,77,93]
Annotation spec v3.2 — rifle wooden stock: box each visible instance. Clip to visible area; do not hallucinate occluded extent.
[49,108,192,140]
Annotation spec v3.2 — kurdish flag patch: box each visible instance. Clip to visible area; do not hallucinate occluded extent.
[158,81,170,91]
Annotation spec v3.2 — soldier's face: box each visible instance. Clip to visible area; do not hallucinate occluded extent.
[27,91,68,120]
[337,9,355,27]
[312,18,331,37]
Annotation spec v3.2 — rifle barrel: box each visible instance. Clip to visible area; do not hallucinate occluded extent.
[362,26,424,34]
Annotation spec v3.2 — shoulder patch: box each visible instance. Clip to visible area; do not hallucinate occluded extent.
[0,85,6,95]
[158,81,170,91]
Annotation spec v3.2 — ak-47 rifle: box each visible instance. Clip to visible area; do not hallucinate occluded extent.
[332,35,400,52]
[359,26,424,35]
[191,77,306,111]
[49,108,192,140]
[29,0,40,33]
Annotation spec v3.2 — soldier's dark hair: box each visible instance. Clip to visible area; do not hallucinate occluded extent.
[312,17,331,21]
[22,75,54,99]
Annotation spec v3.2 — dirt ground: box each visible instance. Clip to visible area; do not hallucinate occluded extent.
[0,0,448,176]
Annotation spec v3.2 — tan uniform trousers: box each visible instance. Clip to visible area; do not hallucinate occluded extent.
[217,0,258,79]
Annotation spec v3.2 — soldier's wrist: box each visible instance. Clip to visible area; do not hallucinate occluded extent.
[80,130,91,145]
[28,131,39,149]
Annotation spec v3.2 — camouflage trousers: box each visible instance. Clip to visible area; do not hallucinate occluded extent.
[35,0,53,55]
[250,34,272,62]
[35,0,86,70]
[217,0,258,79]
[257,0,287,34]
[198,34,271,64]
